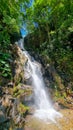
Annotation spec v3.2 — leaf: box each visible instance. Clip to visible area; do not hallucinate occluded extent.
[2,73,8,77]
[0,61,6,64]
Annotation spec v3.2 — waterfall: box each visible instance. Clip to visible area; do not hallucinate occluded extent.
[18,39,62,123]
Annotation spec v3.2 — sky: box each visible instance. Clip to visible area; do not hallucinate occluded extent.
[20,27,28,38]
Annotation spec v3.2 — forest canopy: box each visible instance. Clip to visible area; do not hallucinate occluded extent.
[25,0,73,85]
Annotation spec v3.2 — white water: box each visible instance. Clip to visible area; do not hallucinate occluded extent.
[18,39,62,123]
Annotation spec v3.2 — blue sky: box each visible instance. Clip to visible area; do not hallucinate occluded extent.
[20,28,27,37]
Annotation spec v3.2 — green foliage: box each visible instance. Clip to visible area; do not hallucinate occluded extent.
[0,52,12,78]
[18,103,29,115]
[54,48,73,81]
[24,0,73,86]
[0,0,30,45]
[0,0,30,81]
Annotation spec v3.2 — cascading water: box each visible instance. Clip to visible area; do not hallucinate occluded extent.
[18,39,62,123]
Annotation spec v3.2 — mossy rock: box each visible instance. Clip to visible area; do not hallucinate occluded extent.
[17,103,29,115]
[13,84,32,98]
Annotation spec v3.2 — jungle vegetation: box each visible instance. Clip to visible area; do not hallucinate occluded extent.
[0,0,73,89]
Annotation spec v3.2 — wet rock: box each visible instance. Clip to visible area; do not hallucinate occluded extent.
[0,111,6,123]
[12,44,27,85]
[54,102,60,111]
[24,70,31,80]
[24,60,42,80]
[17,84,32,90]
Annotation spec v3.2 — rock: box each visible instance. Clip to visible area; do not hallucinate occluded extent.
[17,83,32,90]
[16,128,24,130]
[13,84,32,101]
[12,44,27,85]
[2,94,13,108]
[0,103,5,113]
[0,111,6,123]
[54,102,60,111]
[5,89,9,94]
[3,87,13,95]
[24,70,31,80]
[14,114,21,124]
[33,61,41,69]
[7,82,14,88]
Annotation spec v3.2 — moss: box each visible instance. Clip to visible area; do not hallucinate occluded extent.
[17,103,29,114]
[53,74,65,90]
[13,86,19,97]
[13,84,32,98]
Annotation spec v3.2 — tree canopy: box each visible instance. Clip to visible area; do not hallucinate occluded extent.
[0,0,29,79]
[25,0,73,85]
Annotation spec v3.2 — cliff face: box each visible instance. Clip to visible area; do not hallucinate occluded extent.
[0,43,32,130]
[12,44,27,85]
